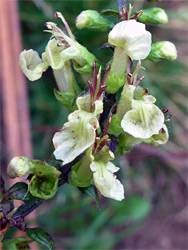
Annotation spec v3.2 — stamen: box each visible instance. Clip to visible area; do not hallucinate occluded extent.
[135,76,145,87]
[122,6,128,21]
[103,116,112,136]
[132,60,141,84]
[162,108,169,113]
[55,12,76,41]
[127,57,132,85]
[160,128,165,134]
[96,138,111,153]
[93,61,98,93]
[128,4,133,20]
[165,114,172,121]
[95,66,102,97]
[100,64,111,86]
[88,80,94,111]
[95,85,107,100]
[127,73,132,85]
[134,10,143,20]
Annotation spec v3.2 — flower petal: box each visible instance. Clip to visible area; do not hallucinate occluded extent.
[19,49,48,81]
[108,20,151,60]
[90,161,124,201]
[121,99,164,139]
[53,115,96,164]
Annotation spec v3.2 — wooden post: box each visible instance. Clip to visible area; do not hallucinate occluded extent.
[0,0,36,247]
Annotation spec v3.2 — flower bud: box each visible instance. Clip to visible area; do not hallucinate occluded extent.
[147,41,177,62]
[7,157,34,178]
[135,8,168,24]
[76,10,114,31]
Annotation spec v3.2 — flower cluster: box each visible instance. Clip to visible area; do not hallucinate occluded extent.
[10,7,176,202]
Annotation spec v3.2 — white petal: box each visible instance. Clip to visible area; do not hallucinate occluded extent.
[121,100,164,139]
[19,49,48,81]
[90,161,124,201]
[108,20,152,60]
[53,117,96,164]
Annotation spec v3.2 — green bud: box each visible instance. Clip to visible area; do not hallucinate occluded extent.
[76,10,114,31]
[135,8,168,24]
[7,157,34,178]
[147,41,177,62]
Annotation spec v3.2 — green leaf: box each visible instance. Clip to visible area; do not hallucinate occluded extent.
[0,182,35,204]
[78,185,99,209]
[26,228,55,250]
[2,237,31,250]
[54,89,77,111]
[100,9,120,18]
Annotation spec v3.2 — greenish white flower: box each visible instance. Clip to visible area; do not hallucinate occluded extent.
[87,146,124,201]
[108,20,152,60]
[19,49,48,81]
[53,95,103,165]
[106,20,151,93]
[142,124,169,146]
[108,85,136,134]
[90,160,124,201]
[121,91,165,139]
[45,14,98,74]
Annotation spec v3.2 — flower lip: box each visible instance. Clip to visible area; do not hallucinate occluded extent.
[108,19,152,60]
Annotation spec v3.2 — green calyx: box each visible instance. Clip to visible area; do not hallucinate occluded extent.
[68,156,93,187]
[29,160,61,200]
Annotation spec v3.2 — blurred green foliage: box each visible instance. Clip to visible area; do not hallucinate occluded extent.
[18,0,187,249]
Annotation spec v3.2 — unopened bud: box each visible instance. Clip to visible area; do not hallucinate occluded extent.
[7,157,34,178]
[76,10,114,31]
[135,8,168,24]
[147,41,177,62]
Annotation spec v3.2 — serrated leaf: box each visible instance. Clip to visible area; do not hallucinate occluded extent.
[100,9,120,18]
[0,182,35,204]
[26,228,55,250]
[78,185,99,209]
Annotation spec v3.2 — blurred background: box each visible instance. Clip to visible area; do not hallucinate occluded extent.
[0,0,187,249]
